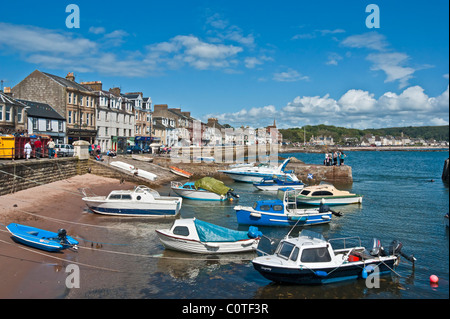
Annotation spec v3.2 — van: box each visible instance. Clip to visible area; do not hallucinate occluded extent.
[55,144,74,157]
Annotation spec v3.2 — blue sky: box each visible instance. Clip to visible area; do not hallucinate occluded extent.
[0,0,448,129]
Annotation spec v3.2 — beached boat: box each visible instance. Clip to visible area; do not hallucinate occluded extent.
[110,161,157,181]
[81,185,182,218]
[170,166,193,178]
[132,154,153,162]
[295,182,363,206]
[234,188,341,227]
[155,218,262,254]
[252,229,416,285]
[253,176,305,191]
[6,223,78,252]
[219,158,298,183]
[171,177,239,201]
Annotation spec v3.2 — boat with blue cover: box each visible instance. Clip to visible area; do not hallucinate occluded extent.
[253,175,305,191]
[234,188,341,227]
[170,177,239,201]
[252,229,416,285]
[6,223,79,252]
[155,218,263,254]
[219,158,298,183]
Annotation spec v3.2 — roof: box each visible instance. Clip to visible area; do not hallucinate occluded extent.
[42,72,93,92]
[17,99,66,121]
[0,92,27,107]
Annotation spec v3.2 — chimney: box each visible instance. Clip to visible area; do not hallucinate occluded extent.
[81,81,103,91]
[109,87,121,96]
[154,104,168,113]
[3,87,12,96]
[66,72,75,82]
[182,112,191,118]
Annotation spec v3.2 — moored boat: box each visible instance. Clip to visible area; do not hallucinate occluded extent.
[253,176,305,191]
[170,166,193,178]
[82,185,182,218]
[6,223,78,252]
[155,218,262,254]
[252,229,416,285]
[171,177,239,201]
[234,188,341,227]
[295,182,362,206]
[110,161,157,181]
[219,158,298,183]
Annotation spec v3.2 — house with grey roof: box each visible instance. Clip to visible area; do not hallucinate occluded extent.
[17,99,66,143]
[12,70,98,143]
[0,89,27,135]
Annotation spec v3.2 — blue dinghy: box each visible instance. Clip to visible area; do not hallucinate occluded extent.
[6,223,79,252]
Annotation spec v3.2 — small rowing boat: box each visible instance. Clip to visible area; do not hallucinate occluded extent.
[6,223,78,252]
[155,218,262,254]
[170,166,193,178]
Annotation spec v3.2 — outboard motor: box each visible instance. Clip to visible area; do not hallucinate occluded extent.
[369,238,383,256]
[228,191,240,199]
[388,240,416,265]
[57,229,68,242]
[319,203,342,217]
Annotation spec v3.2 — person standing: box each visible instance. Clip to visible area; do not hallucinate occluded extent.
[333,151,338,166]
[339,151,346,166]
[47,138,55,159]
[24,141,32,160]
[34,137,42,159]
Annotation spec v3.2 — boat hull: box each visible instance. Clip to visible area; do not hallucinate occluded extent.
[222,171,294,183]
[254,184,304,191]
[171,187,226,201]
[296,196,363,206]
[252,257,397,285]
[155,230,259,254]
[83,199,182,217]
[234,207,331,227]
[6,223,79,252]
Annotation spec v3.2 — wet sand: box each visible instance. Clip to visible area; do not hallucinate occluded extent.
[0,174,135,299]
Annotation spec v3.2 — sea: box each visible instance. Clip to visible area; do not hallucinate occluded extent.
[66,150,449,301]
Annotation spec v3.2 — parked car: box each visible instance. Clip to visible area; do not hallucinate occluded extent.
[126,145,142,154]
[55,144,74,157]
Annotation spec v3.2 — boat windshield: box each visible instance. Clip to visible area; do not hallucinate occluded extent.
[299,230,326,242]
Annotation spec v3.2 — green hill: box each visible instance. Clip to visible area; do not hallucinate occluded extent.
[279,125,449,144]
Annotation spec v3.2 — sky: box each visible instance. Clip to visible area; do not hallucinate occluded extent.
[0,0,448,130]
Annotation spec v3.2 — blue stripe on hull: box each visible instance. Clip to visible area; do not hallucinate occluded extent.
[90,207,178,217]
[235,210,331,227]
[253,260,396,285]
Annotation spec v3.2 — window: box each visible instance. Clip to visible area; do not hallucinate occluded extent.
[58,121,63,132]
[173,226,189,236]
[109,194,121,200]
[5,106,11,122]
[46,120,51,131]
[290,247,300,261]
[68,93,72,104]
[68,111,72,124]
[300,247,332,263]
[32,118,38,130]
[121,195,132,200]
[273,205,283,211]
[277,242,295,259]
[311,191,333,197]
[259,205,270,211]
[300,190,311,196]
[105,127,108,136]
[80,96,84,106]
[86,96,90,107]
[0,105,3,120]
[17,109,23,123]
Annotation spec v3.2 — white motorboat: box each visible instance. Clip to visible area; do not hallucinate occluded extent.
[110,161,157,181]
[219,158,298,183]
[171,177,239,201]
[296,182,363,206]
[81,185,182,218]
[155,218,262,254]
[252,229,416,285]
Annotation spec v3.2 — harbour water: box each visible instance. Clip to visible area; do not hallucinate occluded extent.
[66,150,449,299]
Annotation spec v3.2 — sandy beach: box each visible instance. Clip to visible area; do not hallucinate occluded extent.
[0,174,135,299]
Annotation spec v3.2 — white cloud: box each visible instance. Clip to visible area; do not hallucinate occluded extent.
[341,31,388,51]
[89,26,106,34]
[208,85,449,129]
[366,52,416,88]
[273,69,309,82]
